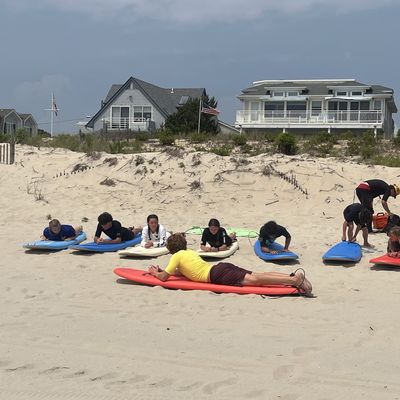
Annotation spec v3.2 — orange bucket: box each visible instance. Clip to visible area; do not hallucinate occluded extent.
[372,212,389,230]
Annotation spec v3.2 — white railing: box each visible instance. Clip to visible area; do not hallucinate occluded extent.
[102,117,150,130]
[235,110,383,125]
[0,142,15,164]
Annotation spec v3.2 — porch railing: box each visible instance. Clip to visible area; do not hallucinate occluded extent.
[102,117,150,130]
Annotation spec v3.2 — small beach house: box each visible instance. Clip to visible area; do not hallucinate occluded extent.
[235,79,397,137]
[0,109,38,136]
[86,77,207,132]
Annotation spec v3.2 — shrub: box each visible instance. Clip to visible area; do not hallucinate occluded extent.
[189,132,211,144]
[158,131,175,146]
[276,132,297,155]
[393,136,400,147]
[211,145,232,156]
[232,133,247,146]
[360,145,375,160]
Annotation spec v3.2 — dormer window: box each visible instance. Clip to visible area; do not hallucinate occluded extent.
[336,91,347,96]
[351,91,362,96]
[273,91,284,97]
[287,91,299,97]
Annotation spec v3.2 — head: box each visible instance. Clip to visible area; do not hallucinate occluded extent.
[208,218,221,235]
[166,233,187,254]
[49,219,61,234]
[147,214,159,232]
[389,226,400,241]
[98,212,113,230]
[359,207,373,228]
[390,184,400,198]
[263,221,278,236]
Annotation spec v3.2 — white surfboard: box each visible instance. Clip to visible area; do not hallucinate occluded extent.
[197,241,239,259]
[118,245,169,258]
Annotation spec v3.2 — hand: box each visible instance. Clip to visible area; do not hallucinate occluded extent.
[341,236,346,242]
[388,251,400,258]
[270,250,278,254]
[212,247,219,252]
[145,242,153,248]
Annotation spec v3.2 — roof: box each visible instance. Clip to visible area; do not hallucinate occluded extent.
[18,113,36,122]
[87,77,205,128]
[0,108,16,118]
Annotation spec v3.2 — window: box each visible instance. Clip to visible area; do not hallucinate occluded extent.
[273,91,284,97]
[351,91,362,96]
[133,106,152,121]
[311,101,322,116]
[264,102,284,117]
[287,91,299,97]
[373,100,382,110]
[287,101,306,117]
[5,122,16,134]
[111,106,129,129]
[336,91,347,96]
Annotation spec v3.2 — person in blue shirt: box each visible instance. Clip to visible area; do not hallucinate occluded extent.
[42,219,82,241]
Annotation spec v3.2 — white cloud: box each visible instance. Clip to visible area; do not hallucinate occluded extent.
[3,0,400,23]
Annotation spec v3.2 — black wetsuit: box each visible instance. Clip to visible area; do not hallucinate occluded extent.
[343,203,365,226]
[95,220,134,242]
[201,227,233,248]
[259,224,291,245]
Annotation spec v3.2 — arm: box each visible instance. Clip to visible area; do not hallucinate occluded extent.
[218,229,231,251]
[98,237,122,244]
[342,221,348,241]
[283,236,291,251]
[351,224,361,241]
[148,265,170,281]
[141,226,151,247]
[200,229,211,251]
[94,223,102,243]
[381,199,391,215]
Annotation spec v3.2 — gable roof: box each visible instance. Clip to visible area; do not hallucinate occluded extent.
[18,113,36,123]
[87,77,205,128]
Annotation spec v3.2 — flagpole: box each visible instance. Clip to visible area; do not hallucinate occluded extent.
[197,97,202,134]
[50,93,54,137]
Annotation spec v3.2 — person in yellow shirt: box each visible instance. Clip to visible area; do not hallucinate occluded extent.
[148,233,312,296]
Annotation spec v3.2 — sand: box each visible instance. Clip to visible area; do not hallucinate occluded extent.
[1,145,400,399]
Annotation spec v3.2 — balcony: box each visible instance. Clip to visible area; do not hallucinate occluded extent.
[235,110,383,129]
[102,117,150,131]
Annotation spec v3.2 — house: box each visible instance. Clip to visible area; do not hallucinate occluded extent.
[235,79,398,137]
[0,109,38,136]
[86,76,206,132]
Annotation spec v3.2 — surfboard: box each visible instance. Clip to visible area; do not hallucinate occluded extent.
[369,254,400,266]
[197,241,239,259]
[186,227,258,238]
[23,232,87,250]
[323,242,362,262]
[70,234,141,253]
[114,268,303,296]
[118,245,169,258]
[253,240,298,261]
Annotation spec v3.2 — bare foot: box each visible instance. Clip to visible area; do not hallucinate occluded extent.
[294,270,313,297]
[363,243,374,248]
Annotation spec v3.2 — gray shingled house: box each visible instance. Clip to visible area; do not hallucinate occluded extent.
[0,109,38,136]
[86,76,206,132]
[235,79,397,137]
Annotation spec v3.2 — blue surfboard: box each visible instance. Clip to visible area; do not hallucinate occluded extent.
[69,234,141,253]
[23,232,87,250]
[254,240,298,261]
[323,242,362,262]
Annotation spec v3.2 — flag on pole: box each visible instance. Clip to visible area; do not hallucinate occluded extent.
[201,103,220,116]
[53,94,59,116]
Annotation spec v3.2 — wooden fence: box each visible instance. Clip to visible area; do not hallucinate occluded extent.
[0,142,15,164]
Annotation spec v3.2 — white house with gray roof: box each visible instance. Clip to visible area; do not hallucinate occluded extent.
[86,77,206,132]
[0,109,37,136]
[235,79,397,137]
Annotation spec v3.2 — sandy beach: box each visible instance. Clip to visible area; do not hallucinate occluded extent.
[1,144,400,400]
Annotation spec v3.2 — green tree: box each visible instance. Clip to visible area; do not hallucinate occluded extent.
[165,95,219,134]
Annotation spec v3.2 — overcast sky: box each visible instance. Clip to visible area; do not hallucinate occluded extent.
[1,0,400,133]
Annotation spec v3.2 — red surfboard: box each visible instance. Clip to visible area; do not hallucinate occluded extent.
[369,254,400,266]
[114,268,303,296]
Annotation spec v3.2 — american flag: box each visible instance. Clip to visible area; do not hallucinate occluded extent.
[53,95,59,117]
[201,103,220,116]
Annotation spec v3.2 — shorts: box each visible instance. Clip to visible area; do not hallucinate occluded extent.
[355,188,374,212]
[209,262,251,286]
[343,208,355,224]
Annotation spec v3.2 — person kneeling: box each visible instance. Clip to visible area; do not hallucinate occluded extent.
[148,233,312,296]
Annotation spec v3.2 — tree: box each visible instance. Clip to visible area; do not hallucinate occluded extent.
[165,94,219,134]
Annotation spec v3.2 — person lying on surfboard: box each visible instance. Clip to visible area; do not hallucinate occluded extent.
[148,233,312,296]
[259,221,291,254]
[94,212,142,244]
[342,203,373,247]
[141,214,170,249]
[387,226,400,258]
[41,219,82,241]
[200,218,236,253]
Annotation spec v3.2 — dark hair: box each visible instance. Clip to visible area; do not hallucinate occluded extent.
[389,226,400,238]
[147,214,158,223]
[166,233,187,254]
[208,218,220,228]
[263,221,278,235]
[98,212,113,225]
[49,219,61,228]
[359,207,372,227]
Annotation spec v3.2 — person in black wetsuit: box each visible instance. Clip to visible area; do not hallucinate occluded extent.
[342,203,373,247]
[259,221,291,254]
[200,218,236,252]
[94,212,142,244]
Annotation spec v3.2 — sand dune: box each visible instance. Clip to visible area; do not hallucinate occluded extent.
[1,145,400,399]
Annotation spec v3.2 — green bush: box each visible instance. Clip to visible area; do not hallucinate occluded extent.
[276,132,297,155]
[360,145,375,160]
[393,136,400,147]
[158,132,175,146]
[189,132,211,144]
[211,145,232,156]
[232,133,247,146]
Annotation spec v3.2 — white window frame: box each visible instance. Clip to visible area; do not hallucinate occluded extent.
[336,91,347,96]
[110,105,130,129]
[133,105,152,122]
[287,91,299,97]
[273,91,285,97]
[351,91,363,96]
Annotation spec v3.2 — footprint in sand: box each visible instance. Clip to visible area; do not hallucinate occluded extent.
[39,366,70,374]
[202,377,236,394]
[5,364,34,372]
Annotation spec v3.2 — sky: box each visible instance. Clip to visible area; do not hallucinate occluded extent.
[1,0,400,133]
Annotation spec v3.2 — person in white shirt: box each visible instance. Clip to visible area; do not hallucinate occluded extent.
[141,214,170,248]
